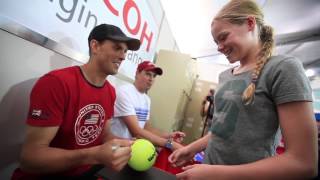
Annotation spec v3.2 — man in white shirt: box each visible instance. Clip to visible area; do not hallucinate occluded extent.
[111,61,185,150]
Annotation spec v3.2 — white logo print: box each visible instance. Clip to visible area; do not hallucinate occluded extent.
[74,104,105,145]
[32,109,42,116]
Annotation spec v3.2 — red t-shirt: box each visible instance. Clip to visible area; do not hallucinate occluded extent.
[12,66,115,179]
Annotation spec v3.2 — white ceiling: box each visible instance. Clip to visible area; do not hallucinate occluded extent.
[160,0,320,66]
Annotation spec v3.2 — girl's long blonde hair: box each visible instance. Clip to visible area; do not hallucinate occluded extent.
[214,0,275,105]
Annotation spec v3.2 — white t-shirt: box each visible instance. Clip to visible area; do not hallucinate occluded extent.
[111,83,151,139]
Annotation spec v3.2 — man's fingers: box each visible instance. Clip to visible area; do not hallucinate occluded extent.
[112,139,133,148]
[173,131,185,137]
[178,132,186,137]
[113,152,131,168]
[110,147,132,171]
[114,146,131,156]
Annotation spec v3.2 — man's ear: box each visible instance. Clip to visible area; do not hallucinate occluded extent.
[135,70,140,79]
[90,39,99,55]
[247,16,256,31]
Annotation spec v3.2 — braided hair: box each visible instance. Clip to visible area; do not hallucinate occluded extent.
[214,0,275,105]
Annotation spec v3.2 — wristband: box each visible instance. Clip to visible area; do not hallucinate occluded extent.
[164,138,173,150]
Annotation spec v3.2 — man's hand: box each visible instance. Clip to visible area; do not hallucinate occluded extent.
[96,139,133,171]
[170,131,186,143]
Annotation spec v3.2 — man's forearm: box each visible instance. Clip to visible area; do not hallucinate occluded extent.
[144,125,170,138]
[134,128,169,147]
[20,145,100,174]
[144,121,172,139]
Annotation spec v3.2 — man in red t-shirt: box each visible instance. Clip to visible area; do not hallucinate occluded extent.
[12,24,141,179]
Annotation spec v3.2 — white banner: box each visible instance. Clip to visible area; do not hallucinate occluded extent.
[0,0,158,79]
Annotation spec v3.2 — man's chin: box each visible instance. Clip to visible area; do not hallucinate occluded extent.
[108,68,119,76]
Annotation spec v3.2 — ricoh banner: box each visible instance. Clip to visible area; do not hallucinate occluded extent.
[0,0,158,79]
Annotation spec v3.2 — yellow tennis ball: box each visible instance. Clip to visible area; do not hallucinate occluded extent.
[128,139,157,171]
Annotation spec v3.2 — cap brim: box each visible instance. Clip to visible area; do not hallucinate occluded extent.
[145,67,163,76]
[108,35,141,51]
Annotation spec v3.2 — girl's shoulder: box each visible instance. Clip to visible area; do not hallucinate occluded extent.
[266,55,301,68]
[263,55,304,74]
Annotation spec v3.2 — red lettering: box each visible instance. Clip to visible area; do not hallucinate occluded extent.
[140,22,153,52]
[123,0,141,35]
[104,0,119,16]
[103,0,155,52]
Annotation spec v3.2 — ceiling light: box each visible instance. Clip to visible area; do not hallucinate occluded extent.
[306,69,315,77]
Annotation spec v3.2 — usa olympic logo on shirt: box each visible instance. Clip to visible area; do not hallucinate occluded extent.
[75,104,105,145]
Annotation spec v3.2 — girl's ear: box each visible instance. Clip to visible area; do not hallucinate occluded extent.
[247,16,256,31]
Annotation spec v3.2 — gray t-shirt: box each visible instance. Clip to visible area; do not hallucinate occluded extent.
[204,55,312,165]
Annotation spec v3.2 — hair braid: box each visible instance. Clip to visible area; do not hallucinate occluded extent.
[242,24,275,105]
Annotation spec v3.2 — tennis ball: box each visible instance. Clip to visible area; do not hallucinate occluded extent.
[128,139,157,171]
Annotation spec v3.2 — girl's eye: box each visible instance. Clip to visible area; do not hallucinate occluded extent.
[219,34,227,42]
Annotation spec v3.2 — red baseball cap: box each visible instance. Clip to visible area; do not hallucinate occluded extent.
[137,61,163,75]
